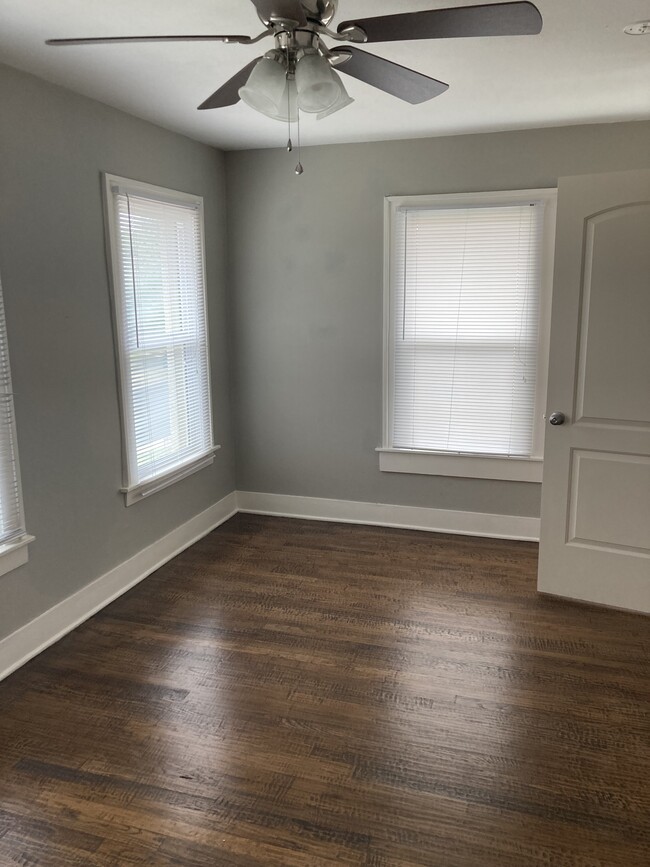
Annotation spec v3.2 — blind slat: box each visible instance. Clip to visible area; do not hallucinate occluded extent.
[391,201,544,457]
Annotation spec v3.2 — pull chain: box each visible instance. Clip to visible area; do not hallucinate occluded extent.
[286,73,293,152]
[295,108,303,176]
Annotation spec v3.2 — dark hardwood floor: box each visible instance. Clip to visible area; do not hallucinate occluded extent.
[0,514,648,866]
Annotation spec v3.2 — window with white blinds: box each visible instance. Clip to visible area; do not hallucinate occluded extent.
[383,189,556,478]
[0,274,31,573]
[104,176,215,504]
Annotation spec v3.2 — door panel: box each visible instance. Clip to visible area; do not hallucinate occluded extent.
[568,450,650,554]
[577,204,650,425]
[538,170,650,613]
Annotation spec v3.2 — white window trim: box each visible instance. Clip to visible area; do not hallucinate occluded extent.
[0,414,33,576]
[381,188,557,482]
[0,533,35,579]
[103,173,220,506]
[121,447,220,507]
[0,272,33,577]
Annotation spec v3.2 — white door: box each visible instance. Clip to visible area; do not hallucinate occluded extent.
[538,169,650,614]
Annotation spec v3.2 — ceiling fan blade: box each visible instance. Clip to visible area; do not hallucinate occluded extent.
[198,58,261,109]
[333,48,448,105]
[46,34,254,46]
[249,0,307,26]
[337,2,543,43]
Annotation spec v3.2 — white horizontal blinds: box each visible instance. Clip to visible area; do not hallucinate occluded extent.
[0,278,26,545]
[392,201,544,456]
[114,188,213,486]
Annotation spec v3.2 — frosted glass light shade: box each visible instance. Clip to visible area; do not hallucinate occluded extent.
[317,71,354,119]
[239,56,287,118]
[296,53,340,113]
[267,80,298,123]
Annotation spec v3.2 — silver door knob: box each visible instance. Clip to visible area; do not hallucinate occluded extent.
[549,412,566,426]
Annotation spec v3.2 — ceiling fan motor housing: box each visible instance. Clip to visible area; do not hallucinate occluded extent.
[299,0,339,26]
[255,0,338,27]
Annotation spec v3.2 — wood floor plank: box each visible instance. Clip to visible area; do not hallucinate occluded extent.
[0,514,648,865]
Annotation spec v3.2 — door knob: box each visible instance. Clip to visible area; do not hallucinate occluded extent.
[549,412,566,426]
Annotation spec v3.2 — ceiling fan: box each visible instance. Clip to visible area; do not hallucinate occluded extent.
[47,1,543,116]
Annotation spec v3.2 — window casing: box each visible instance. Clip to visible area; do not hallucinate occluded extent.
[0,275,32,576]
[381,189,557,482]
[104,175,217,505]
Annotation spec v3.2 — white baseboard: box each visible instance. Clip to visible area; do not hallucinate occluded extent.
[0,489,540,682]
[0,491,237,683]
[236,491,541,542]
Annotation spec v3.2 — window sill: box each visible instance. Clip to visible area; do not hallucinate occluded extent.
[377,448,543,482]
[122,446,221,506]
[0,534,35,578]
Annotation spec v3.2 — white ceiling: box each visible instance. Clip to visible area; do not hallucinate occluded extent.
[1,0,649,151]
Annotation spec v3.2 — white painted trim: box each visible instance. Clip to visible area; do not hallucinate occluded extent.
[378,448,543,482]
[0,492,237,683]
[236,491,540,542]
[382,187,557,465]
[122,446,221,506]
[102,173,215,499]
[106,176,203,209]
[0,535,34,579]
[0,273,31,570]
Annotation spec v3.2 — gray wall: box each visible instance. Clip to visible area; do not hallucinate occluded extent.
[225,121,650,518]
[2,60,650,643]
[0,64,235,640]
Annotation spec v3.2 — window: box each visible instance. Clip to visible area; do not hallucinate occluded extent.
[0,275,32,576]
[381,189,557,482]
[104,175,217,505]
